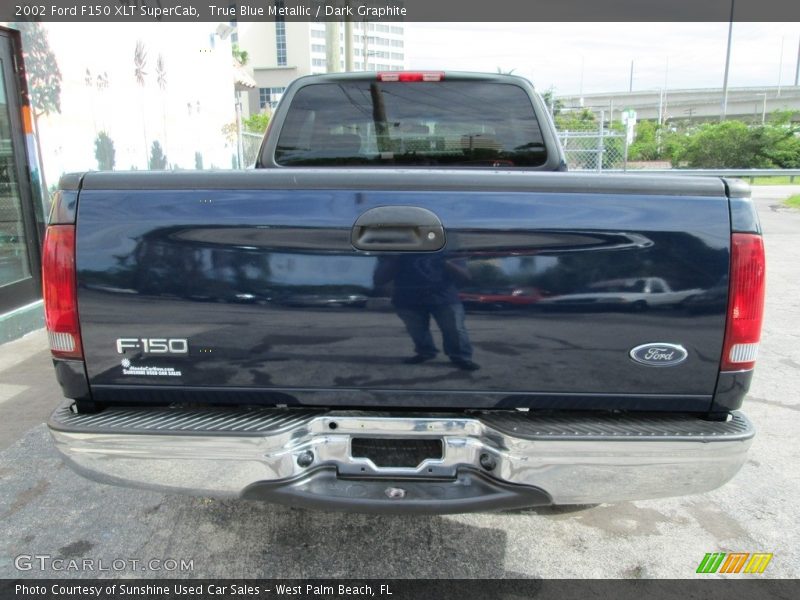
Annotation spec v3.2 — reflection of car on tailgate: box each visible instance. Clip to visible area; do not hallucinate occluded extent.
[459,287,542,310]
[538,277,703,311]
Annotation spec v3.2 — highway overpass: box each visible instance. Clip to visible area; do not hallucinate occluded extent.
[556,86,800,123]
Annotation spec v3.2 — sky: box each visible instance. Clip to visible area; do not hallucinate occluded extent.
[405,22,800,96]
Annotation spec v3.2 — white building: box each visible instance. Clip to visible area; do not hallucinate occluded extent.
[31,23,240,185]
[237,21,406,115]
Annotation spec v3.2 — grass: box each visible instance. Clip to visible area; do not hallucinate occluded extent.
[750,176,799,185]
[785,194,800,208]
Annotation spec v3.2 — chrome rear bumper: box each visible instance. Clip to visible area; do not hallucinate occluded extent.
[48,405,754,513]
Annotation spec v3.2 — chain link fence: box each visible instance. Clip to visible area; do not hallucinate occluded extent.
[557,130,628,171]
[241,132,264,168]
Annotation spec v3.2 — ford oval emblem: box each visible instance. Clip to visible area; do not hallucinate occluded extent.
[629,343,688,367]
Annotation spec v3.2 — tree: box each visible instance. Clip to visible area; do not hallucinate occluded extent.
[149,141,168,170]
[540,90,563,118]
[555,108,597,132]
[133,40,147,86]
[760,110,800,168]
[14,23,61,118]
[628,120,662,161]
[155,54,166,89]
[85,68,96,132]
[94,132,115,171]
[134,40,149,164]
[678,121,774,168]
[243,113,270,133]
[13,22,62,208]
[221,113,270,143]
[232,44,249,66]
[86,69,110,133]
[467,261,509,287]
[156,53,168,161]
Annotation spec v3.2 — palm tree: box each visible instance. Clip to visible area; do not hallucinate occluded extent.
[134,40,149,165]
[156,54,166,89]
[156,54,168,163]
[96,72,109,131]
[134,41,147,86]
[85,68,97,134]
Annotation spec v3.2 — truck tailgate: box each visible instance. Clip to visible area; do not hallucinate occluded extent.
[75,170,730,411]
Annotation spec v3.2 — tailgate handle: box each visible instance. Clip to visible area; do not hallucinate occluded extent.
[351,206,445,251]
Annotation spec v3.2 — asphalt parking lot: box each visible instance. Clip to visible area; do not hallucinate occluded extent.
[1,186,798,579]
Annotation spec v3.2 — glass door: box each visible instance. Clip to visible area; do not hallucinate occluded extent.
[0,31,41,314]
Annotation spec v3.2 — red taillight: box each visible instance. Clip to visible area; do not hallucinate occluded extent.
[42,225,83,359]
[377,71,444,82]
[721,233,765,371]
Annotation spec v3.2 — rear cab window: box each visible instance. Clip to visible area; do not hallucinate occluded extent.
[273,80,548,168]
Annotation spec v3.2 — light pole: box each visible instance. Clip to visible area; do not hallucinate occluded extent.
[657,87,664,126]
[345,19,353,71]
[362,20,369,71]
[662,57,669,125]
[778,36,785,96]
[795,36,800,86]
[629,60,634,92]
[326,20,341,73]
[721,0,735,120]
[756,92,767,124]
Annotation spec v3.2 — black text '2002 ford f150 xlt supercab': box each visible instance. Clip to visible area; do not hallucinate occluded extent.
[44,72,764,513]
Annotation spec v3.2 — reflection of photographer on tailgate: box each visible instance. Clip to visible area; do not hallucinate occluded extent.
[374,254,479,371]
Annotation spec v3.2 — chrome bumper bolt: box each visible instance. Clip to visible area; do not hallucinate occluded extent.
[479,453,496,471]
[296,451,314,468]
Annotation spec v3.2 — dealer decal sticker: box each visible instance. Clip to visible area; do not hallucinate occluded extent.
[120,359,182,377]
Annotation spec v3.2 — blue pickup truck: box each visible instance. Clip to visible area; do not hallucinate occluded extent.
[43,72,764,513]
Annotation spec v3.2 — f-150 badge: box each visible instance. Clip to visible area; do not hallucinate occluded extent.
[116,338,188,354]
[629,343,688,367]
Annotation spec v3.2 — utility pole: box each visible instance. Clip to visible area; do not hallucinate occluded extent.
[662,57,669,124]
[596,110,605,173]
[344,12,353,71]
[758,93,767,124]
[795,36,800,86]
[778,36,785,96]
[326,20,341,73]
[629,60,634,92]
[363,20,369,70]
[235,95,244,169]
[720,0,735,121]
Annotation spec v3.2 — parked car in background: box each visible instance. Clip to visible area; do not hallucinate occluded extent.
[538,277,703,311]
